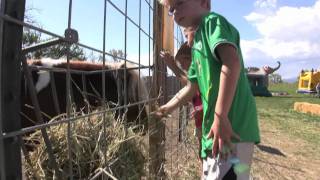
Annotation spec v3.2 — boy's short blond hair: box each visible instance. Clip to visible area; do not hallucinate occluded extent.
[157,0,172,7]
[158,0,211,10]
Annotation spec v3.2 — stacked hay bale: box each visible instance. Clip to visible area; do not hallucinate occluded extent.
[23,111,147,179]
[294,102,320,116]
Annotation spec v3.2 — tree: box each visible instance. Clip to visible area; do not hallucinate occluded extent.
[40,42,86,60]
[23,29,86,60]
[23,9,86,60]
[269,73,283,84]
[108,49,126,62]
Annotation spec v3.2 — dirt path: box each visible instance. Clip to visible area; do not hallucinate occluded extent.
[251,119,320,180]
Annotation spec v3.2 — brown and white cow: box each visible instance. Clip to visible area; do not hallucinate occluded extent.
[20,58,149,128]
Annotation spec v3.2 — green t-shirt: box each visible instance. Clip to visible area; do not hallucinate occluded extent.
[188,12,260,158]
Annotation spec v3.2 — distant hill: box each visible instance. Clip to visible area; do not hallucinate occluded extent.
[283,77,298,83]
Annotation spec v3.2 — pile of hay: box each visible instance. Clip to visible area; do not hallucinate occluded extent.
[294,102,320,116]
[23,111,147,179]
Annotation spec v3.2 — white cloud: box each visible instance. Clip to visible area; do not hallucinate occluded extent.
[254,0,277,9]
[256,4,320,40]
[242,38,320,60]
[244,12,267,22]
[242,0,320,80]
[245,0,278,22]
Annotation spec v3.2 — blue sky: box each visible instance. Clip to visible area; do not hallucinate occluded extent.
[26,0,154,65]
[26,0,320,80]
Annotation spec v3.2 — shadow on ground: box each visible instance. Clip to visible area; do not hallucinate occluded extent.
[256,144,286,157]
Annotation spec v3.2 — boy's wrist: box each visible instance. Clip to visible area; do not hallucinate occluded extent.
[214,112,228,121]
[170,63,180,72]
[160,105,171,114]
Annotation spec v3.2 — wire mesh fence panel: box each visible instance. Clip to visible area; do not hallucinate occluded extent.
[0,0,201,179]
[0,0,222,179]
[0,0,163,179]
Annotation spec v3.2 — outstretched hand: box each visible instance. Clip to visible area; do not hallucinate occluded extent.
[150,105,171,120]
[160,50,176,69]
[207,114,240,159]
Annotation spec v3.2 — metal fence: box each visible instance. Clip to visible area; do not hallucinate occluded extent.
[0,0,198,179]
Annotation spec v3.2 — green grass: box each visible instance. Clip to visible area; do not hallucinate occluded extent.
[255,83,320,152]
[268,82,299,94]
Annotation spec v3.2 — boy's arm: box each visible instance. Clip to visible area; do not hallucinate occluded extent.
[207,44,241,158]
[215,45,240,118]
[160,51,188,85]
[169,64,188,85]
[154,81,198,118]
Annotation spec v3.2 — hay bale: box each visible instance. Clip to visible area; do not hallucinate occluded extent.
[23,111,147,179]
[293,102,320,116]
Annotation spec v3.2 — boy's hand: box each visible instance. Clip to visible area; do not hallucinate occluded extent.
[160,50,176,69]
[207,115,240,159]
[150,105,171,120]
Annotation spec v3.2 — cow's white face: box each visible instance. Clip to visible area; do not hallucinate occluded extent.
[34,58,66,93]
[35,71,50,93]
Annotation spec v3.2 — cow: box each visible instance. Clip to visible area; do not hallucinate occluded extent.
[20,58,149,129]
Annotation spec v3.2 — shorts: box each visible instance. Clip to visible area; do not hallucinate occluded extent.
[202,143,254,180]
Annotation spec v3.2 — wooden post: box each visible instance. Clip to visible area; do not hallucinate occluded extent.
[149,1,165,178]
[0,0,25,179]
[149,0,173,178]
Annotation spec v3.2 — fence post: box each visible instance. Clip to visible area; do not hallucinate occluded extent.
[149,1,173,178]
[0,0,25,179]
[149,1,165,178]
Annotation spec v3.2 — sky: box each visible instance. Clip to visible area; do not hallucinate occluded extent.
[25,0,320,80]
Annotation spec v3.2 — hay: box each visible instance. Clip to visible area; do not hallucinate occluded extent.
[294,102,320,116]
[23,111,147,179]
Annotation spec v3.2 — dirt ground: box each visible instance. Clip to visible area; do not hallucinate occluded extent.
[164,108,202,179]
[164,109,320,180]
[251,119,320,180]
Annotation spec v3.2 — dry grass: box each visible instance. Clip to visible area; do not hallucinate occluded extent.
[164,108,202,179]
[23,111,147,179]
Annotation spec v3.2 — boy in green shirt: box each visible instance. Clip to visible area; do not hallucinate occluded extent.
[155,0,260,179]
